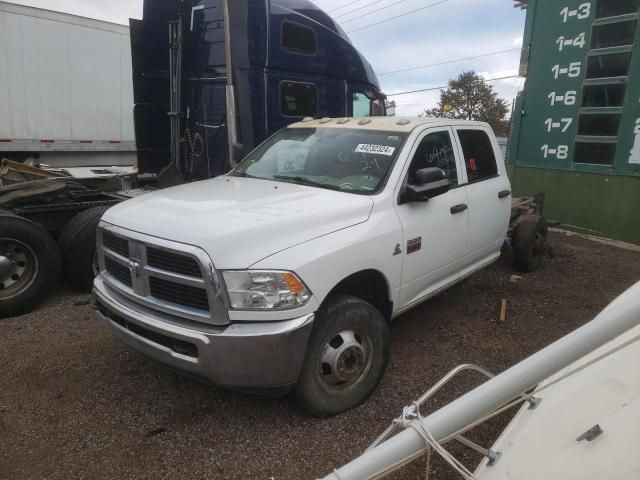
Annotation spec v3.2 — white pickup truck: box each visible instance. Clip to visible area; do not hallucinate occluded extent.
[92,117,523,416]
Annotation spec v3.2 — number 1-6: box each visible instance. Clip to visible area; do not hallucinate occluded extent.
[548,91,577,105]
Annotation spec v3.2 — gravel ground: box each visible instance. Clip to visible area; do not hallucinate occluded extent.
[2,231,639,480]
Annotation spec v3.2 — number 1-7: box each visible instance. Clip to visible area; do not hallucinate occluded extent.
[545,118,573,133]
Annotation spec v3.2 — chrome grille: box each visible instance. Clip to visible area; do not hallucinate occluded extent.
[97,224,229,325]
[149,276,209,310]
[146,246,201,277]
[103,231,129,257]
[104,257,132,288]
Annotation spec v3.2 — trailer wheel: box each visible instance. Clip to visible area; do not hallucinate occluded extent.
[513,215,548,273]
[58,206,111,292]
[0,214,61,318]
[296,295,390,417]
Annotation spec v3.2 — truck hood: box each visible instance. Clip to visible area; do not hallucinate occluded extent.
[103,176,374,268]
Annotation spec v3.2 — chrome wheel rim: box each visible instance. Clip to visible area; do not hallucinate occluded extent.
[317,329,374,391]
[0,238,38,300]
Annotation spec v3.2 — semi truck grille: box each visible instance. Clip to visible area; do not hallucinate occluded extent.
[103,232,129,257]
[149,277,209,311]
[146,246,202,277]
[104,257,132,287]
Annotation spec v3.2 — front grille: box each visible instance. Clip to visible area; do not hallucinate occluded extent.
[146,246,202,277]
[149,276,209,311]
[105,257,132,287]
[98,226,226,324]
[103,232,129,257]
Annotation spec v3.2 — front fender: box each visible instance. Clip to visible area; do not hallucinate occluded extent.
[251,206,403,310]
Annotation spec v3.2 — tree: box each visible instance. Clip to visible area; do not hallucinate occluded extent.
[423,71,510,136]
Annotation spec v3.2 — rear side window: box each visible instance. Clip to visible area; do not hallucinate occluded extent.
[282,21,317,55]
[457,129,498,183]
[280,82,318,117]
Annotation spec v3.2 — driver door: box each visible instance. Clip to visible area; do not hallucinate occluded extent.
[394,127,470,310]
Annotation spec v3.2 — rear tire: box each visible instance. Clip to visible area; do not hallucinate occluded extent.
[296,294,390,417]
[513,215,548,273]
[58,206,111,292]
[0,214,60,318]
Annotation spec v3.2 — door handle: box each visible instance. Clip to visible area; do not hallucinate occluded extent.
[498,190,512,199]
[450,203,468,214]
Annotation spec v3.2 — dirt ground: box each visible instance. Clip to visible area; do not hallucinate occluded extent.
[2,231,639,480]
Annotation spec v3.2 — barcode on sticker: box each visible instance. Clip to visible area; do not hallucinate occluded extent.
[355,144,396,156]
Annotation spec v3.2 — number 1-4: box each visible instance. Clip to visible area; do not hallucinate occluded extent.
[556,33,586,51]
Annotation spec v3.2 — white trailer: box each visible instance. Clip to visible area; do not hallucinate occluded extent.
[0,1,135,168]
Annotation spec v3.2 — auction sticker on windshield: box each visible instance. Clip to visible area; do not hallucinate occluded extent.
[355,144,396,156]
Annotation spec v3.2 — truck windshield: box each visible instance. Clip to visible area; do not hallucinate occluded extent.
[231,128,407,194]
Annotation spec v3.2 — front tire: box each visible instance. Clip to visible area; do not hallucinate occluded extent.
[0,214,61,318]
[296,295,390,417]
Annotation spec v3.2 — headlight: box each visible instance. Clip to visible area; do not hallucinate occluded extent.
[222,270,311,310]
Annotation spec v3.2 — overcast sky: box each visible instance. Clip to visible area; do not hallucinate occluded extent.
[9,0,526,116]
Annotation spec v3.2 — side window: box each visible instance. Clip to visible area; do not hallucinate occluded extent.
[282,21,317,55]
[280,82,318,117]
[352,93,371,117]
[457,129,498,183]
[407,131,458,186]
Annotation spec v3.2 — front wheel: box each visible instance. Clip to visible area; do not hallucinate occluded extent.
[296,295,390,417]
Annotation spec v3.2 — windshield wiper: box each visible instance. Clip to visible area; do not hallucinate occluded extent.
[230,171,254,178]
[272,175,343,191]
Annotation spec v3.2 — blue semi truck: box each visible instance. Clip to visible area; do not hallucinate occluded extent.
[0,0,386,316]
[131,0,386,183]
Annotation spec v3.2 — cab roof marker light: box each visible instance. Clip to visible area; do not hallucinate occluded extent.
[319,118,332,124]
[337,118,351,124]
[396,119,411,125]
[358,118,372,125]
[302,117,315,122]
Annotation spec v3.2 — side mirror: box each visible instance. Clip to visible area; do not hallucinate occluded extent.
[403,167,450,203]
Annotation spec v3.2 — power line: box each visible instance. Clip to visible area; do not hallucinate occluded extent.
[328,0,369,13]
[379,48,521,76]
[347,0,451,33]
[386,75,521,96]
[335,0,399,20]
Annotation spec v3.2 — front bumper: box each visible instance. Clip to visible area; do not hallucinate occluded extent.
[92,275,314,391]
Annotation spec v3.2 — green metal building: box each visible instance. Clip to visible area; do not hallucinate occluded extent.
[510,0,640,243]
